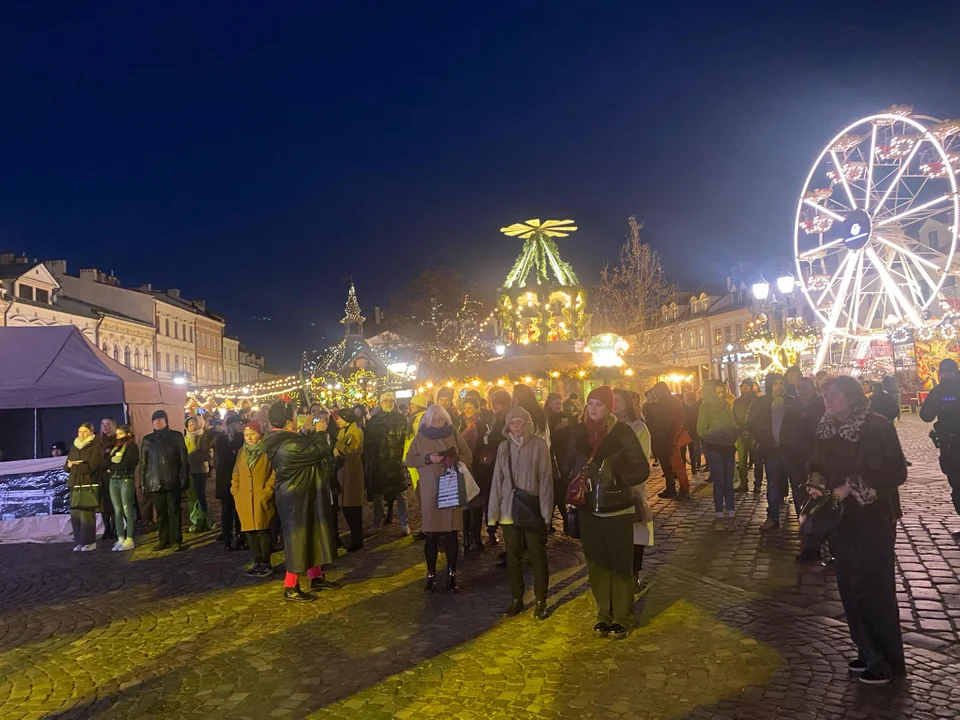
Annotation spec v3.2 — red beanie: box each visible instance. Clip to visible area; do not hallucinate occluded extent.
[246,419,263,436]
[587,386,615,413]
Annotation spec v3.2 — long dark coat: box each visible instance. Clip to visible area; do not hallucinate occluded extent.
[263,430,338,573]
[363,409,408,501]
[66,437,105,510]
[214,429,244,499]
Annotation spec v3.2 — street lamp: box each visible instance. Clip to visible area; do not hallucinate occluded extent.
[776,273,795,294]
[751,277,770,300]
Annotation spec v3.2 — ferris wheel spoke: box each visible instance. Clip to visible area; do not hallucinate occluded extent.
[847,251,865,334]
[865,247,924,326]
[873,235,941,270]
[864,124,878,212]
[899,253,928,306]
[831,150,858,209]
[816,251,856,306]
[803,199,846,222]
[874,139,924,217]
[876,193,952,227]
[799,237,845,257]
[816,252,858,368]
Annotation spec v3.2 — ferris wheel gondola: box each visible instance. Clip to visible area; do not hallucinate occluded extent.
[794,108,960,368]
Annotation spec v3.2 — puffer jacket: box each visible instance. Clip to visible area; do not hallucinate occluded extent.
[487,407,554,527]
[565,414,650,514]
[140,427,189,493]
[697,379,738,451]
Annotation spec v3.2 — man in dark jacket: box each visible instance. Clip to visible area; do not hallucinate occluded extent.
[644,382,688,499]
[780,376,825,561]
[214,414,245,550]
[263,401,341,601]
[921,358,960,538]
[139,410,189,551]
[681,392,702,474]
[868,382,901,423]
[746,373,795,532]
[365,392,409,533]
[732,379,760,493]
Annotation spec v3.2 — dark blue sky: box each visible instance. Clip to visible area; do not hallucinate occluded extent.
[3,2,959,370]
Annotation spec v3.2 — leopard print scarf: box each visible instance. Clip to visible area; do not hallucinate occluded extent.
[815,401,869,442]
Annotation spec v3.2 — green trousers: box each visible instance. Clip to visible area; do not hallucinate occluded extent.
[578,510,634,627]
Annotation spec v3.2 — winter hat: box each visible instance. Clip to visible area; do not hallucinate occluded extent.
[380,391,396,402]
[587,385,615,413]
[437,387,455,401]
[152,409,168,422]
[246,420,263,436]
[503,406,533,437]
[409,393,428,410]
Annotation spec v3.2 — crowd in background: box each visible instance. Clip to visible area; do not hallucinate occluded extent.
[62,359,960,685]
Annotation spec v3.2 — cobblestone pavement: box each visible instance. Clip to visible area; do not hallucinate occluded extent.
[1,416,959,719]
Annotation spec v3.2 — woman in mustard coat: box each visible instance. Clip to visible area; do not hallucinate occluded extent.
[231,420,276,577]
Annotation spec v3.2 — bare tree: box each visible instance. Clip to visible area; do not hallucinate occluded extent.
[595,216,678,359]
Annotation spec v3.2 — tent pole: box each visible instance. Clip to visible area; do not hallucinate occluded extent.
[123,402,129,424]
[34,408,38,459]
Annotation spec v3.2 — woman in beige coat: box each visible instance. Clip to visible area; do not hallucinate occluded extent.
[334,408,365,551]
[404,403,473,592]
[488,406,554,620]
[231,420,276,578]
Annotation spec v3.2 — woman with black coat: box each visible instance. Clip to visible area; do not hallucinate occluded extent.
[65,423,105,552]
[807,376,908,685]
[565,386,650,639]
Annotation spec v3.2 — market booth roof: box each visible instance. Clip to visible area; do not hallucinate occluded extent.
[0,327,185,430]
[414,352,669,382]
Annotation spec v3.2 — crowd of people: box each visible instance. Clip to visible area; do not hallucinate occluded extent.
[59,361,951,686]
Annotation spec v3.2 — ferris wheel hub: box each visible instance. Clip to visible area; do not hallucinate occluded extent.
[841,209,872,250]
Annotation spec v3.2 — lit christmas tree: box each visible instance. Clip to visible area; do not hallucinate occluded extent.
[341,283,366,329]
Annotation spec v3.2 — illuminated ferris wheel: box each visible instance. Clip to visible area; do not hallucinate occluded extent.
[794,107,960,362]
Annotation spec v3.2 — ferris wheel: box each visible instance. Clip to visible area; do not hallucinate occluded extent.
[794,107,960,364]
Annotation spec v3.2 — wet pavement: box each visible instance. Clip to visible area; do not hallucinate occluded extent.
[0,415,958,719]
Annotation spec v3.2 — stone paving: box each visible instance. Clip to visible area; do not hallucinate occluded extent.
[0,416,959,719]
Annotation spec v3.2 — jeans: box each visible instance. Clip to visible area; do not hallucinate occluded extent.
[763,449,786,522]
[151,485,182,546]
[373,491,409,531]
[424,531,459,574]
[579,509,634,627]
[833,506,905,678]
[188,473,209,528]
[502,525,549,602]
[70,509,96,546]
[109,476,137,540]
[246,529,273,564]
[705,448,735,513]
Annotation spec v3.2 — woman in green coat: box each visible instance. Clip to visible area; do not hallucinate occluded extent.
[697,379,739,530]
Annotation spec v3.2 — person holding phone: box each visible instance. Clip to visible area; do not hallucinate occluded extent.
[65,423,105,552]
[334,408,365,551]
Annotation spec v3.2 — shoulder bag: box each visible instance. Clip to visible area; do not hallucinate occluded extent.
[565,446,598,507]
[507,448,546,534]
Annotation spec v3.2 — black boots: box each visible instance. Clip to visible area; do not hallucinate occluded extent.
[533,600,547,620]
[503,599,524,617]
[284,585,315,602]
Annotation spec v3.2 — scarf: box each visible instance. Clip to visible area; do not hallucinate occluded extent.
[111,436,132,464]
[509,432,523,449]
[245,440,265,471]
[421,424,453,441]
[461,417,479,451]
[74,435,95,450]
[585,415,609,452]
[816,401,869,442]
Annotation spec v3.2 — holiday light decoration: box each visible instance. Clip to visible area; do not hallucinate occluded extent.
[501,219,579,288]
[586,333,630,367]
[188,375,305,405]
[740,319,820,374]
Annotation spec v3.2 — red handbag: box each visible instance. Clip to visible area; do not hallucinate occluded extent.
[565,448,598,507]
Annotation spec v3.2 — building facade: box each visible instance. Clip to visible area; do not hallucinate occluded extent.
[239,348,265,383]
[223,336,240,385]
[194,311,225,386]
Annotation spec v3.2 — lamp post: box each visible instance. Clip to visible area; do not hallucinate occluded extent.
[750,271,797,369]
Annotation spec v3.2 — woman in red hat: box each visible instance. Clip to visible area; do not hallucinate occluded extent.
[564,386,649,639]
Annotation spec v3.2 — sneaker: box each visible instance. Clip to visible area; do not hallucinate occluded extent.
[255,564,273,578]
[310,576,342,591]
[533,600,547,621]
[283,585,316,602]
[858,669,891,685]
[658,488,678,499]
[72,544,83,552]
[400,527,411,537]
[120,538,135,552]
[609,623,630,639]
[111,540,123,552]
[503,599,524,617]
[675,489,691,501]
[172,543,184,552]
[712,518,727,531]
[245,564,260,577]
[848,658,868,674]
[759,519,780,533]
[412,531,426,541]
[593,621,611,636]
[80,543,97,552]
[635,576,652,597]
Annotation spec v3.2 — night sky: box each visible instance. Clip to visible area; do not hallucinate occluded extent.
[3,2,960,370]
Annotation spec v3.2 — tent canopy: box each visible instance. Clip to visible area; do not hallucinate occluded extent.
[0,326,185,410]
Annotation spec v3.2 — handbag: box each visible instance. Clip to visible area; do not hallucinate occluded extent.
[437,464,468,509]
[566,447,599,507]
[798,494,844,541]
[507,450,546,534]
[459,461,481,502]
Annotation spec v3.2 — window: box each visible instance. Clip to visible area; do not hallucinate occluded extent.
[134,348,141,370]
[174,323,178,340]
[698,327,705,348]
[113,344,120,362]
[124,345,131,367]
[183,323,187,340]
[724,325,732,342]
[157,351,162,369]
[143,352,150,372]
[166,353,171,372]
[189,326,194,343]
[175,355,180,372]
[36,288,49,304]
[735,323,742,340]
[688,329,695,349]
[714,328,722,345]
[18,284,33,300]
[165,319,170,336]
[929,230,940,249]
[103,342,109,354]
[156,314,161,329]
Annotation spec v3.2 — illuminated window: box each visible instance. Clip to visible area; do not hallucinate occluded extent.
[714,328,722,345]
[698,327,705,348]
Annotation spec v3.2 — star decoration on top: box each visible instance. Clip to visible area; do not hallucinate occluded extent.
[500,218,578,239]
